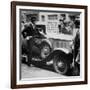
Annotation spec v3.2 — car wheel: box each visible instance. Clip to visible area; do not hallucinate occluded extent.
[40,43,51,59]
[53,56,69,75]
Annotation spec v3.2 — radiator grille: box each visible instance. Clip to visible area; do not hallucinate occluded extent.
[52,40,70,49]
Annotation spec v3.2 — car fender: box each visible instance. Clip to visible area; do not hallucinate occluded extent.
[41,39,52,48]
[45,49,73,64]
[53,48,70,54]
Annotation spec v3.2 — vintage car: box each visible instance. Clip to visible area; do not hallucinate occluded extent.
[21,27,80,76]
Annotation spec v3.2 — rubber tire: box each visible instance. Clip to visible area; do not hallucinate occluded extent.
[53,56,69,75]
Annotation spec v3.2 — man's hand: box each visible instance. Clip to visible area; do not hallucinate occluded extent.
[26,36,32,40]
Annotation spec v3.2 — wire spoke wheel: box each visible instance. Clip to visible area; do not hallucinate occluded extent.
[53,56,68,75]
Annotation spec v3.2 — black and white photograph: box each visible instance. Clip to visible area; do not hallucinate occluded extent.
[21,9,80,78]
[11,1,87,89]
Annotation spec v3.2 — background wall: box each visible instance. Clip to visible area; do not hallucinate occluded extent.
[0,0,89,90]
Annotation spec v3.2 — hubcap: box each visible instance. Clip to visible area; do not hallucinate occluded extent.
[57,62,64,68]
[41,46,50,59]
[56,60,67,72]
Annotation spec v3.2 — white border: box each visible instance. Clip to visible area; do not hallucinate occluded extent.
[16,6,85,85]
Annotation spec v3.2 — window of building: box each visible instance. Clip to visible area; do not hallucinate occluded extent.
[41,15,45,21]
[48,15,58,20]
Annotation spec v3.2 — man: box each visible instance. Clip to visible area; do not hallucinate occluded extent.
[58,18,68,34]
[22,16,38,38]
[22,16,38,66]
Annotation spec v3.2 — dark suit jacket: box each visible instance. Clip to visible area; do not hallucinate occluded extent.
[22,23,38,38]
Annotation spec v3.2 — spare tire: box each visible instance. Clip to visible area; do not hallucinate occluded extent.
[40,42,51,59]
